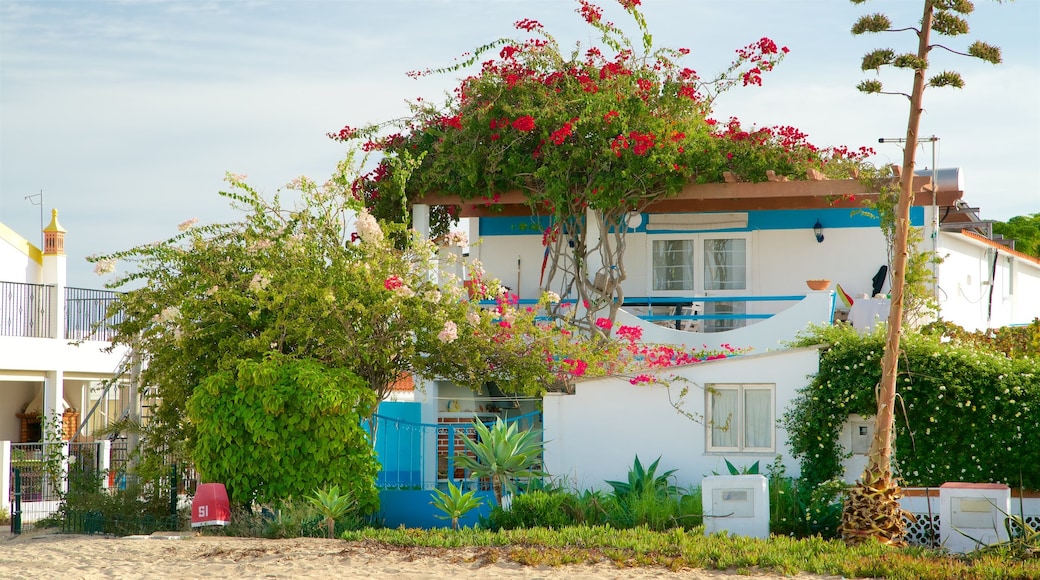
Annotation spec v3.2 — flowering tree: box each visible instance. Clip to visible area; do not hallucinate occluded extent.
[335,0,871,333]
[92,153,743,489]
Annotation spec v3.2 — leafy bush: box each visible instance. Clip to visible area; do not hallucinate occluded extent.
[487,490,574,530]
[206,497,368,539]
[430,480,484,530]
[786,324,1040,489]
[187,354,381,510]
[605,455,678,500]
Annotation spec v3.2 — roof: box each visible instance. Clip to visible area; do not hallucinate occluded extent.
[418,175,960,218]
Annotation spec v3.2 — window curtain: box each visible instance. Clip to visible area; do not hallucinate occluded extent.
[710,388,738,448]
[743,389,772,449]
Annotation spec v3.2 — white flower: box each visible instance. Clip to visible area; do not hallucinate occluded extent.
[248,273,270,292]
[178,217,199,232]
[438,321,458,343]
[466,311,481,326]
[355,210,383,244]
[225,172,247,183]
[393,285,414,298]
[249,239,274,252]
[423,290,442,303]
[93,259,116,275]
[544,291,561,303]
[155,306,181,323]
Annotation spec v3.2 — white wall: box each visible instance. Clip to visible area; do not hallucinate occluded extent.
[937,232,1040,331]
[472,223,891,312]
[0,224,41,284]
[542,347,820,492]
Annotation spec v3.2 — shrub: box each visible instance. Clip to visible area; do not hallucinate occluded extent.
[786,324,1040,489]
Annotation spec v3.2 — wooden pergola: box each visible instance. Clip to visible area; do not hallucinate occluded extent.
[417,174,963,218]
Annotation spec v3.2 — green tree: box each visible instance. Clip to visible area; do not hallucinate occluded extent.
[338,0,869,333]
[847,0,1002,547]
[187,355,380,510]
[993,213,1040,258]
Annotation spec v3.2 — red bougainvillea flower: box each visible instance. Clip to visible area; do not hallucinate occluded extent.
[384,276,403,290]
[629,374,654,385]
[512,115,536,131]
[616,325,643,342]
[595,317,612,330]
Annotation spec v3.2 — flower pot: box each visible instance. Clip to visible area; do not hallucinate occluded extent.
[806,279,831,291]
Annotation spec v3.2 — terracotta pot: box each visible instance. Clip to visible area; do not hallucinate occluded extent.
[806,279,832,291]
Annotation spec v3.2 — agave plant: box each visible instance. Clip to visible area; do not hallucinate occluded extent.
[306,485,354,539]
[454,417,546,506]
[430,480,484,530]
[605,455,678,500]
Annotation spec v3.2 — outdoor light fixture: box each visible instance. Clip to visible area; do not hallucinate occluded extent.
[813,219,824,243]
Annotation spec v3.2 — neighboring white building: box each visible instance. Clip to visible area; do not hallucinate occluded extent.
[2,212,132,519]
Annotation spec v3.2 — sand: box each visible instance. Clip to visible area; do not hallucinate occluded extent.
[0,531,845,580]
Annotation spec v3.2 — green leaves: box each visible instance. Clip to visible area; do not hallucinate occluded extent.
[430,480,484,530]
[187,355,380,510]
[454,418,546,505]
[967,40,1002,64]
[307,485,355,538]
[860,48,895,72]
[786,324,1040,490]
[856,79,884,94]
[605,455,678,500]
[928,70,965,89]
[851,13,892,35]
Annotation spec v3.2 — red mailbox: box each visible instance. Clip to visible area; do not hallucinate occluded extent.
[191,483,231,527]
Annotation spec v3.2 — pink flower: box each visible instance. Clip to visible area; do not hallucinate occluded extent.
[595,317,612,330]
[384,275,403,290]
[438,321,458,343]
[629,374,654,385]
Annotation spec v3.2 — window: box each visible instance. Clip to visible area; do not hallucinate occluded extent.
[706,384,774,452]
[651,239,695,291]
[649,234,750,331]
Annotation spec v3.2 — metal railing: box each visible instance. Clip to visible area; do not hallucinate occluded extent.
[0,282,122,339]
[477,293,807,332]
[65,287,123,341]
[0,281,51,338]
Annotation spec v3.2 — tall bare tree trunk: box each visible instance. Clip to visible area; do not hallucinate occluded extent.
[841,0,933,547]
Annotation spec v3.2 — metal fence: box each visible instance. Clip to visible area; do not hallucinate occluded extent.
[370,411,542,491]
[65,287,123,341]
[7,441,105,531]
[0,281,51,338]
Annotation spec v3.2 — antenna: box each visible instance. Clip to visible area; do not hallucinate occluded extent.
[24,190,44,249]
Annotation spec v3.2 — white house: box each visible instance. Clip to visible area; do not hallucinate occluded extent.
[403,169,1039,490]
[1,211,130,520]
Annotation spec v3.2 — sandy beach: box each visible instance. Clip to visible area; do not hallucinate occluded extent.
[0,531,845,580]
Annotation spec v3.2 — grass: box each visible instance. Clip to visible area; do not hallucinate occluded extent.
[339,525,1040,580]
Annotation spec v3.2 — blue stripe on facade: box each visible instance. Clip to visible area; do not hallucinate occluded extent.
[478,207,924,236]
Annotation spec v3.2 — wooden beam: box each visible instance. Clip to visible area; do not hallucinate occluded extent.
[454,189,963,217]
[419,176,932,207]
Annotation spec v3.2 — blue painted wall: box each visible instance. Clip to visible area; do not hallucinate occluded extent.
[377,488,496,529]
[373,401,423,487]
[478,207,924,236]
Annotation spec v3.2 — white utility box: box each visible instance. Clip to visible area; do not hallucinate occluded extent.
[939,482,1010,553]
[702,475,769,539]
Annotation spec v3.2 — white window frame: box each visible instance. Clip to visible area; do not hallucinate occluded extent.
[705,383,775,453]
[646,233,751,297]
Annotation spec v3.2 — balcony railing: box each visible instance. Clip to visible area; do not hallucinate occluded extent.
[0,282,51,338]
[65,287,123,341]
[0,281,122,340]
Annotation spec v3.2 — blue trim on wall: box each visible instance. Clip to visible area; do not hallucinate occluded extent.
[477,207,924,236]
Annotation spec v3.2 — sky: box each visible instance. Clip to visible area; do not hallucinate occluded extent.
[2,0,1038,289]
